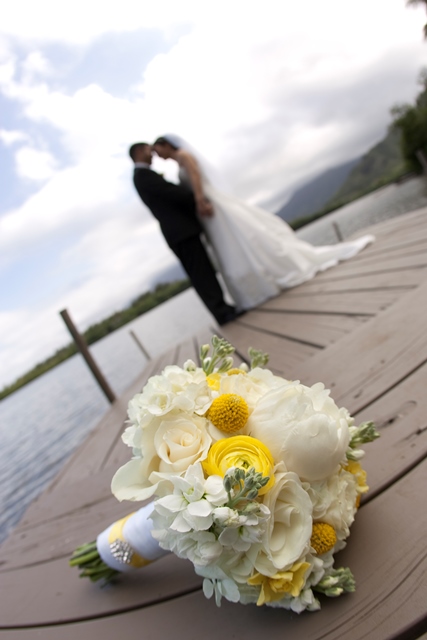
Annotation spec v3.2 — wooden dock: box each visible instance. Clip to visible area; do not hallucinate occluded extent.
[1,207,427,639]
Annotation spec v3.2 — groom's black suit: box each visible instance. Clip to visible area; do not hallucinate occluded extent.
[133,166,235,324]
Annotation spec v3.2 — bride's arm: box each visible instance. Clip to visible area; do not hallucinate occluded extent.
[176,150,214,217]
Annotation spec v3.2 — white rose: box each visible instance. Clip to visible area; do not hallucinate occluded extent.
[255,465,313,575]
[248,381,350,482]
[154,414,212,473]
[112,415,212,501]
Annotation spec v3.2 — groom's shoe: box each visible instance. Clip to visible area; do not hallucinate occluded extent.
[217,308,246,326]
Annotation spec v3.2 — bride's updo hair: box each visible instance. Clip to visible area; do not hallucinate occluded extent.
[154,136,180,150]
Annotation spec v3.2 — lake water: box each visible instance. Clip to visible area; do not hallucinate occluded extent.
[1,176,426,541]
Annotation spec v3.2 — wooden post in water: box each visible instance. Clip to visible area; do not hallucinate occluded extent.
[332,221,344,242]
[416,149,427,175]
[130,330,151,360]
[59,308,116,404]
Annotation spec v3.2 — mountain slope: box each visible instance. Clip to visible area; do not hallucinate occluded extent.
[275,158,360,222]
[325,128,406,209]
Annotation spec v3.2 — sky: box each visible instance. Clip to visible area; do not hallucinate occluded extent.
[0,0,426,389]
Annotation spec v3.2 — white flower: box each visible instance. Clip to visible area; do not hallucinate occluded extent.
[306,469,359,540]
[196,565,241,606]
[213,505,270,552]
[112,415,212,502]
[152,464,227,532]
[154,414,212,473]
[218,368,287,412]
[255,465,313,575]
[248,381,351,482]
[127,366,212,430]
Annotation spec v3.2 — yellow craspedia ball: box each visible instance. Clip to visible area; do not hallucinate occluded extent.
[310,522,337,555]
[206,393,249,434]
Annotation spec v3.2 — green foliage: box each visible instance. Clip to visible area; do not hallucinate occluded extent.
[406,0,427,38]
[0,278,190,401]
[392,70,427,172]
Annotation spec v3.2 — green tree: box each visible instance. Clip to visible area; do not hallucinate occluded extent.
[391,69,427,172]
[406,0,427,38]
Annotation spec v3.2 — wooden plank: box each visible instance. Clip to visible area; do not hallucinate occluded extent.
[352,206,427,239]
[311,252,427,280]
[289,280,427,415]
[238,310,367,348]
[3,458,426,638]
[0,482,132,570]
[352,360,427,502]
[0,552,200,628]
[218,321,318,371]
[261,290,399,315]
[284,271,423,293]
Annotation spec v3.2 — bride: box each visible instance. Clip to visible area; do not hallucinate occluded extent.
[152,134,374,311]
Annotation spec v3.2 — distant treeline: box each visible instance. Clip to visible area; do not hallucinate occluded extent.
[0,279,190,401]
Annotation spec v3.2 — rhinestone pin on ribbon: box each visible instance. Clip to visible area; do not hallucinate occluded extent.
[107,513,152,568]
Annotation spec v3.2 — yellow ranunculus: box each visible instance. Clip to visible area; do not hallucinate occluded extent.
[202,435,274,495]
[248,561,311,605]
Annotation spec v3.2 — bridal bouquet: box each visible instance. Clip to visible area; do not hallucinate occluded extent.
[70,336,378,612]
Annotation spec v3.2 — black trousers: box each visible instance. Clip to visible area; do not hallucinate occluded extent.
[171,235,234,323]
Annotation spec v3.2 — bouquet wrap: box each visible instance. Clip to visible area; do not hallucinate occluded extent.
[97,504,169,572]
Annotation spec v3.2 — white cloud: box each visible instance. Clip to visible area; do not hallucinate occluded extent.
[15,145,58,180]
[0,128,28,145]
[0,0,198,43]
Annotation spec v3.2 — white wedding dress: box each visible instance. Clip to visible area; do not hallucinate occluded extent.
[177,166,374,311]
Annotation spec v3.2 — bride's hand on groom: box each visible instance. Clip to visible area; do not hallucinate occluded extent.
[197,198,214,218]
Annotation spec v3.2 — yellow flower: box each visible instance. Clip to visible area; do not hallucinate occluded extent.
[206,393,249,434]
[202,435,274,494]
[344,460,369,494]
[248,562,311,604]
[310,522,337,555]
[206,373,221,390]
[227,368,246,376]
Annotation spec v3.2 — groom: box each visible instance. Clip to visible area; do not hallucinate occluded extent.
[129,142,239,325]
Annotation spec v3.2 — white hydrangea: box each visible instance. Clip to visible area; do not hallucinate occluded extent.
[306,469,359,540]
[127,366,212,430]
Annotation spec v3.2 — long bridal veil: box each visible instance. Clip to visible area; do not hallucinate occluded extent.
[161,134,374,311]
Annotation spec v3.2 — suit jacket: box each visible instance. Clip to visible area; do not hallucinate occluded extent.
[133,167,203,247]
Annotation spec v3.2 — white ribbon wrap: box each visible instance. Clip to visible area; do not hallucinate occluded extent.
[97,503,169,572]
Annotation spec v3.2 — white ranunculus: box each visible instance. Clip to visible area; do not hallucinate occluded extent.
[255,465,313,575]
[248,381,351,482]
[306,469,359,540]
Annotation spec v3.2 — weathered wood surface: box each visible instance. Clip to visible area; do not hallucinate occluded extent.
[3,458,426,640]
[1,207,426,638]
